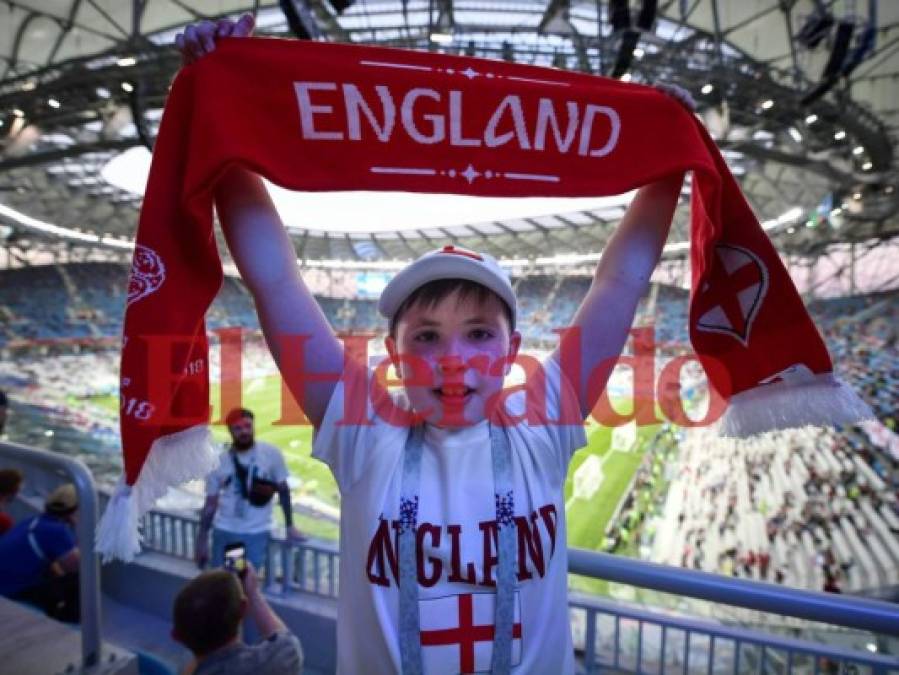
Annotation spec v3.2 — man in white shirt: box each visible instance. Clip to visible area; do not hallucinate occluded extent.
[196,408,305,569]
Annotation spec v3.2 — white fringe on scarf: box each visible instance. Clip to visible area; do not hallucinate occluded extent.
[719,369,874,438]
[95,424,218,563]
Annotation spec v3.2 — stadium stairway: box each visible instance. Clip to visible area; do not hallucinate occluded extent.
[0,596,138,675]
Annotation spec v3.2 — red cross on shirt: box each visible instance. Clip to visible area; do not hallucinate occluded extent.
[419,593,522,673]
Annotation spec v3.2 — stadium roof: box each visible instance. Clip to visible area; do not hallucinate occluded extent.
[0,1,897,267]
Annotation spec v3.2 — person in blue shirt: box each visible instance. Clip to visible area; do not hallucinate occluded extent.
[0,483,81,622]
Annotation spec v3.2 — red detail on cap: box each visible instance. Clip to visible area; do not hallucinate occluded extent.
[440,245,483,261]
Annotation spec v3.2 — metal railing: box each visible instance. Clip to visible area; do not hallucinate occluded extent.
[137,505,340,596]
[138,505,899,672]
[568,549,899,673]
[0,441,101,669]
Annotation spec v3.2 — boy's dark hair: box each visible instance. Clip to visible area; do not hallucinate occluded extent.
[225,408,254,427]
[173,571,244,656]
[0,468,23,498]
[389,279,514,337]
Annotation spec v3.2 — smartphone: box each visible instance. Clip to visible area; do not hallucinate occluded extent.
[223,542,247,577]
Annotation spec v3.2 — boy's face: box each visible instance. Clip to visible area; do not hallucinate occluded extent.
[386,289,521,428]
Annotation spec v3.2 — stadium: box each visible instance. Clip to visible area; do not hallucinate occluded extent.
[0,1,897,673]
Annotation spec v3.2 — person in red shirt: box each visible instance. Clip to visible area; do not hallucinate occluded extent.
[0,468,23,535]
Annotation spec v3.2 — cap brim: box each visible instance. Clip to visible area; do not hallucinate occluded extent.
[379,255,516,326]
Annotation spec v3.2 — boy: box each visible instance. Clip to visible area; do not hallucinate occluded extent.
[179,14,686,673]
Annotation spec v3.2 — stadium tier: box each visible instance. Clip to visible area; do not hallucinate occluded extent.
[1,261,896,602]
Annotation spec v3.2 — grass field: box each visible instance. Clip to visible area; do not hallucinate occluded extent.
[93,374,660,579]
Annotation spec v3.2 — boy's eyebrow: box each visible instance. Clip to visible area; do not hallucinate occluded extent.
[409,318,441,328]
[408,315,499,327]
[463,315,498,325]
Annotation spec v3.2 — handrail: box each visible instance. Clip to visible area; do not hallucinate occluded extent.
[569,547,899,638]
[0,441,101,668]
[136,499,899,641]
[567,592,899,672]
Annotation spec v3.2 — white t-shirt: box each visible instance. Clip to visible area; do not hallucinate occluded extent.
[313,357,586,675]
[206,441,289,534]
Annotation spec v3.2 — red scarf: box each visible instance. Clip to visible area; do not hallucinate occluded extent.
[97,37,870,561]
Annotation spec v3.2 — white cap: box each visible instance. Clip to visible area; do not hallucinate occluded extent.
[379,245,517,328]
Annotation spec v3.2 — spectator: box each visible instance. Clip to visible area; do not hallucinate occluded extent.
[0,468,23,534]
[172,564,303,674]
[0,483,80,622]
[196,408,305,569]
[823,570,842,594]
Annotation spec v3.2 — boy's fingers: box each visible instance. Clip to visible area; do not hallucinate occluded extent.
[217,19,235,37]
[656,83,696,112]
[198,20,217,53]
[183,24,201,59]
[174,32,186,57]
[233,13,255,37]
[175,33,193,65]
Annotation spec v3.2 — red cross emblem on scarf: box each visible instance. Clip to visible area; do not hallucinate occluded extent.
[695,244,769,346]
[419,592,522,673]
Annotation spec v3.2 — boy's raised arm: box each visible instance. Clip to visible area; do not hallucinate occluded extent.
[215,168,344,428]
[176,15,344,427]
[550,172,684,419]
[550,85,694,419]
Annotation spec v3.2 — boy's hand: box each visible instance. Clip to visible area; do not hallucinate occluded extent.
[175,13,255,65]
[655,83,697,112]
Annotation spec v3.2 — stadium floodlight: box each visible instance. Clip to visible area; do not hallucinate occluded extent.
[536,252,601,266]
[620,73,632,82]
[429,32,453,44]
[862,161,873,171]
[301,258,408,271]
[778,207,803,223]
[853,192,862,200]
[701,84,713,94]
[429,2,454,45]
[121,82,134,92]
[664,240,690,252]
[117,56,137,67]
[633,47,644,58]
[805,113,818,124]
[834,130,846,140]
[48,98,60,109]
[761,99,774,110]
[788,127,802,143]
[852,146,864,155]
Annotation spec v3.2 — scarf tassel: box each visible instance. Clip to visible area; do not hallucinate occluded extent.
[719,370,874,438]
[96,424,217,563]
